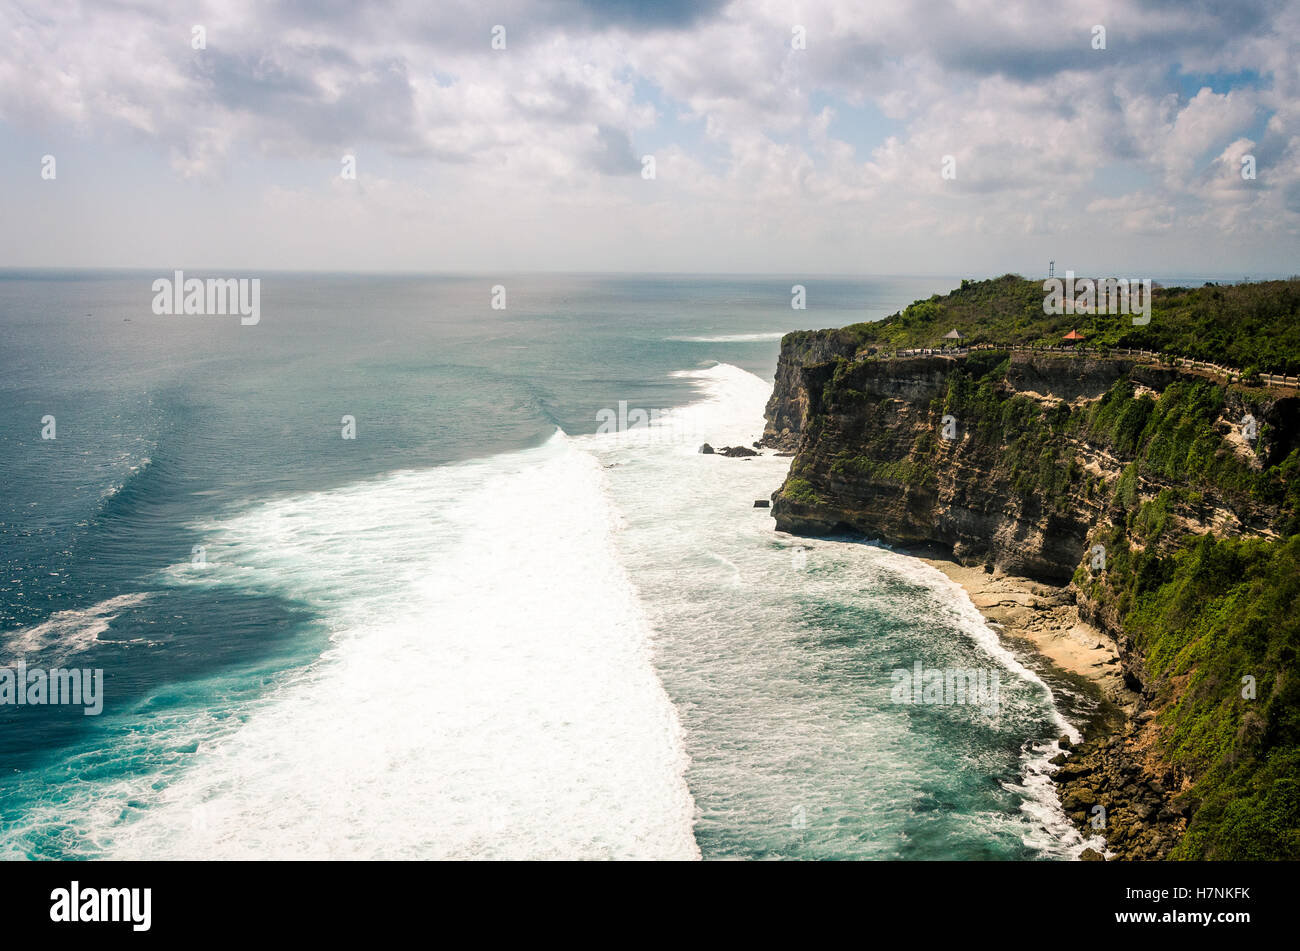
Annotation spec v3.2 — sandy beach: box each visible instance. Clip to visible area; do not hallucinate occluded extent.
[917,558,1139,714]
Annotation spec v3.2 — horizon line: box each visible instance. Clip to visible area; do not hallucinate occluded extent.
[1,266,1292,283]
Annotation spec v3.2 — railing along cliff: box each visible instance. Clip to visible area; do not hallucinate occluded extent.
[866,343,1299,390]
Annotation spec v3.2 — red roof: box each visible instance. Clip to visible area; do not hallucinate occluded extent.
[1063,330,1085,340]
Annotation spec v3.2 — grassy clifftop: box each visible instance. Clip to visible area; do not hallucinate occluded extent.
[822,274,1300,376]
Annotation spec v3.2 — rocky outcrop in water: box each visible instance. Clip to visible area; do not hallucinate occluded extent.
[1050,726,1189,860]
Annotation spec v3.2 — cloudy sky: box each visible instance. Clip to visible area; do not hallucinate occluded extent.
[2,0,1298,275]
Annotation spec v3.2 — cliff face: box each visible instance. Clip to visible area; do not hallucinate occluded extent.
[764,333,1300,860]
[762,328,869,450]
[768,344,1290,584]
[770,353,1103,580]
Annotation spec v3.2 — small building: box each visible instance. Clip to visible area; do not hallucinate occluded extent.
[1062,329,1085,346]
[942,329,965,345]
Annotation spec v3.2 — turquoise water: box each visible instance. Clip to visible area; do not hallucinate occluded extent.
[0,271,1100,859]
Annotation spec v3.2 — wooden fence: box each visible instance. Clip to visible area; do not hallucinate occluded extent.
[862,344,1298,389]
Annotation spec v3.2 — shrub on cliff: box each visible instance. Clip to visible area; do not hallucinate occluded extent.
[1079,528,1300,860]
[843,276,1300,375]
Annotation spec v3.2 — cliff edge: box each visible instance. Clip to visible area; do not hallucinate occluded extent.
[763,276,1300,860]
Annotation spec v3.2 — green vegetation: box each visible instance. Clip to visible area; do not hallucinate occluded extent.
[1073,378,1300,535]
[830,452,937,489]
[1054,375,1299,859]
[810,328,1299,859]
[1076,532,1300,860]
[931,351,1300,859]
[823,274,1300,375]
[782,476,827,506]
[782,276,1300,857]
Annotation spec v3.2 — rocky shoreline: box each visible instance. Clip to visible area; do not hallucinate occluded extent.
[916,556,1187,860]
[1050,726,1191,861]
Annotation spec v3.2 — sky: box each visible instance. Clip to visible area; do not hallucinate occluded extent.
[2,0,1298,276]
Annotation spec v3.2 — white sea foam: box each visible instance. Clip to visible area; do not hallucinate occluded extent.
[2,593,151,665]
[1007,739,1109,859]
[666,332,787,342]
[63,434,698,859]
[839,547,1095,856]
[10,360,1090,860]
[578,363,1091,858]
[879,558,1079,743]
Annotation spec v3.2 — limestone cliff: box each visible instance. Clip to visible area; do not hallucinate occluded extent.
[766,347,1291,579]
[762,328,869,450]
[763,333,1300,860]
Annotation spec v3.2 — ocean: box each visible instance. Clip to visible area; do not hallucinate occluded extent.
[0,271,1104,859]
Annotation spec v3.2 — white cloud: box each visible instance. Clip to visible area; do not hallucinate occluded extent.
[0,0,1295,272]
